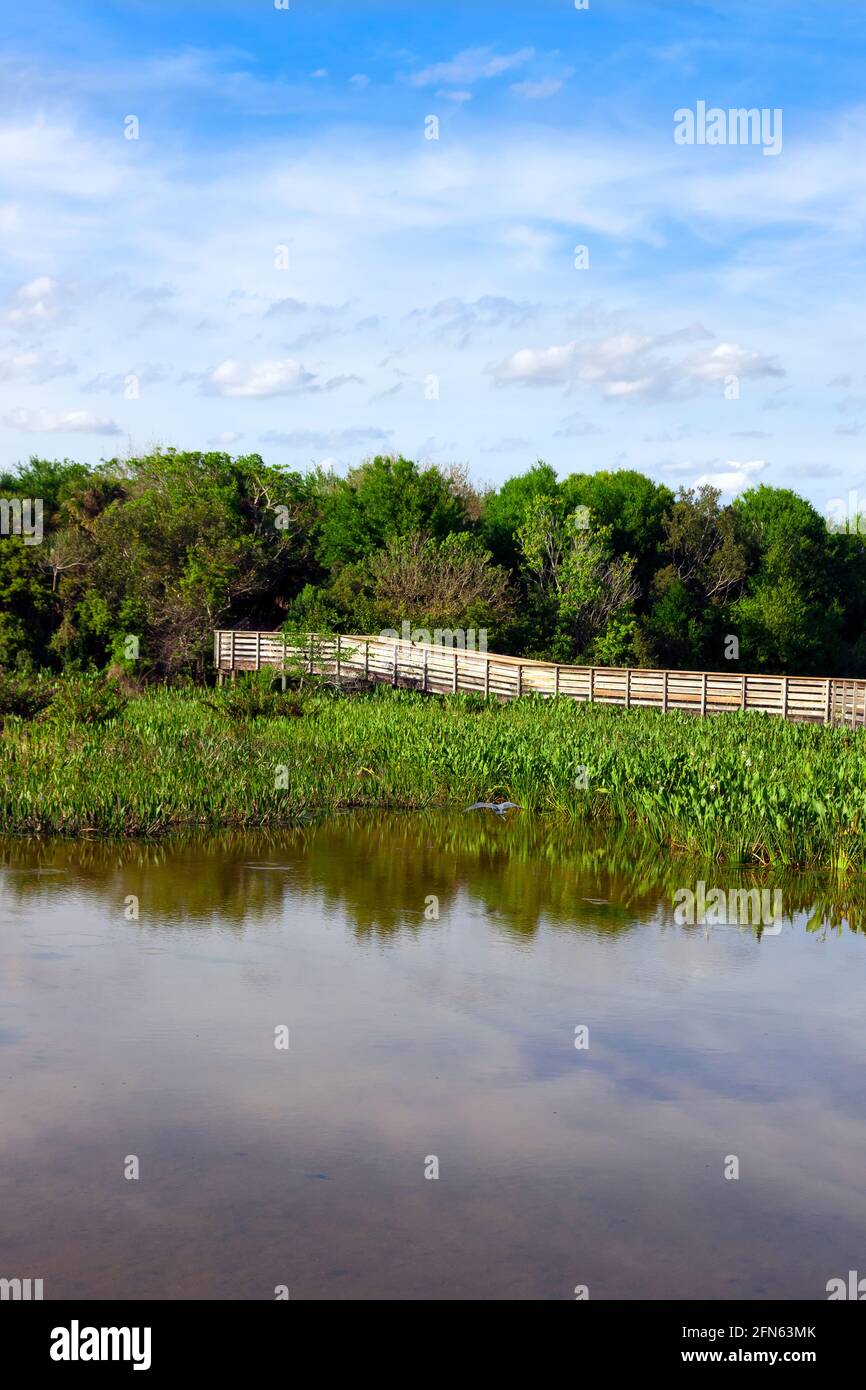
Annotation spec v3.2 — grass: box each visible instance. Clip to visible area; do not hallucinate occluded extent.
[1,677,865,866]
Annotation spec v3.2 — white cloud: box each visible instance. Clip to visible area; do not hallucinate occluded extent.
[408,294,536,343]
[511,76,568,100]
[82,365,167,393]
[4,275,62,326]
[5,407,121,434]
[694,460,768,494]
[492,330,784,402]
[260,426,391,448]
[207,431,243,446]
[0,348,75,382]
[409,47,534,88]
[202,358,317,397]
[265,297,349,319]
[0,59,860,489]
[683,342,784,383]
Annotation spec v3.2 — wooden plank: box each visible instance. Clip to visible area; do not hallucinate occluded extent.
[213,632,866,725]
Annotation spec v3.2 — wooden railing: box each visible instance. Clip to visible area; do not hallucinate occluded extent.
[213,630,866,728]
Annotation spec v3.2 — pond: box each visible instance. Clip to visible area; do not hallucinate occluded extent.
[1,814,864,1300]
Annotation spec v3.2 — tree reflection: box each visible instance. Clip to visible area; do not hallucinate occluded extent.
[1,815,864,937]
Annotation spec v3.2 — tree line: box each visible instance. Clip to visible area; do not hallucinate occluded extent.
[0,449,862,680]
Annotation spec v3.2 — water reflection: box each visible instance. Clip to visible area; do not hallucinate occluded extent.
[0,815,865,1300]
[1,814,863,937]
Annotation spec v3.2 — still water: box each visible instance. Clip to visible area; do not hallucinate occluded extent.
[1,815,865,1300]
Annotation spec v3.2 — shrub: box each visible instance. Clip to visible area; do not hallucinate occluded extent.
[210,670,308,720]
[44,672,128,726]
[0,668,54,720]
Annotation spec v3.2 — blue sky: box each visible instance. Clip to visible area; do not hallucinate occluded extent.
[2,0,866,514]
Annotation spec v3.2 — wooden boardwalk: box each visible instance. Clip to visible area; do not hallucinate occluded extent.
[214,630,866,728]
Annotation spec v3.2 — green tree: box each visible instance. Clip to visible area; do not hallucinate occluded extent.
[645,486,747,668]
[0,537,54,667]
[316,455,470,569]
[731,485,839,672]
[51,450,322,676]
[479,461,559,570]
[518,496,637,662]
[560,469,673,593]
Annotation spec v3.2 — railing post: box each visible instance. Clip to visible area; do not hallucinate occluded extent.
[781,675,788,720]
[824,679,832,725]
[364,640,369,681]
[336,633,341,684]
[423,648,428,693]
[554,663,559,698]
[230,629,236,672]
[741,675,747,710]
[484,655,490,698]
[308,633,313,676]
[453,650,458,693]
[701,671,707,717]
[256,631,261,671]
[662,669,668,713]
[625,668,631,709]
[517,663,522,698]
[589,667,595,704]
[392,641,398,687]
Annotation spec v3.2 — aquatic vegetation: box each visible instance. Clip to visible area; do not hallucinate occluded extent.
[207,670,309,721]
[40,671,128,727]
[0,669,54,721]
[0,683,865,867]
